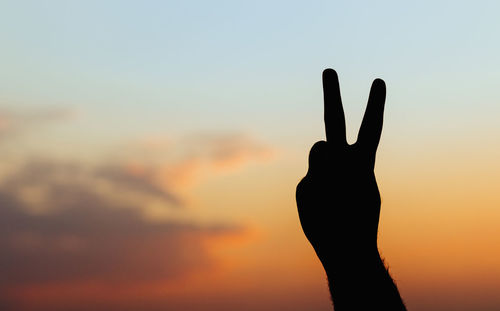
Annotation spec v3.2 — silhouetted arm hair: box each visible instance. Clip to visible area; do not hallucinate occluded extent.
[323,250,406,310]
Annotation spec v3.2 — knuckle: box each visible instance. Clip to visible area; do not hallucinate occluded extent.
[309,141,329,167]
[310,140,327,154]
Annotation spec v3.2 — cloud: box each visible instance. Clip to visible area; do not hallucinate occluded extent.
[0,158,244,309]
[0,107,74,139]
[0,159,181,216]
[0,130,274,218]
[0,125,273,310]
[0,194,223,284]
[125,132,275,189]
[189,132,274,169]
[94,164,182,206]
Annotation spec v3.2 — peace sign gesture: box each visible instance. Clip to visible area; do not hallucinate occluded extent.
[296,69,405,310]
[323,68,386,167]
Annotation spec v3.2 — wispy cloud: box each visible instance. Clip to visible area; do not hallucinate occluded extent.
[0,107,75,139]
[124,132,275,190]
[0,159,180,216]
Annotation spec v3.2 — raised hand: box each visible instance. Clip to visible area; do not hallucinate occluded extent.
[296,69,406,310]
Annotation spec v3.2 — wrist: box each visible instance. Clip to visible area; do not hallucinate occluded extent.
[319,244,383,278]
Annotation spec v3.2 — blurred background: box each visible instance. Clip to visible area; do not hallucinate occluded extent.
[1,1,499,310]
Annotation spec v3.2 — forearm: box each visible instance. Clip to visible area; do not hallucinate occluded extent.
[322,249,406,311]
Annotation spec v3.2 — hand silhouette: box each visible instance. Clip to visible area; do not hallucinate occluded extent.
[296,68,385,267]
[296,69,406,310]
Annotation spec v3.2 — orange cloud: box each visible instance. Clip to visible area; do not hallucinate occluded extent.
[124,132,275,190]
[0,159,247,311]
[101,133,275,207]
[0,128,275,310]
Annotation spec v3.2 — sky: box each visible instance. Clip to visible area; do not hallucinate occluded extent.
[1,1,500,310]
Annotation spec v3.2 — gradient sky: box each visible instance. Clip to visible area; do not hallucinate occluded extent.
[1,1,500,310]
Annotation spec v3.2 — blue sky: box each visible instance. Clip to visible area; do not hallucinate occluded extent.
[2,0,499,147]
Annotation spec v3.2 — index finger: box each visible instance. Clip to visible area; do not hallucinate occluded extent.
[323,69,346,146]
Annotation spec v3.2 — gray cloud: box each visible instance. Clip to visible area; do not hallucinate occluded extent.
[0,158,241,288]
[0,159,181,215]
[0,123,273,310]
[94,164,181,205]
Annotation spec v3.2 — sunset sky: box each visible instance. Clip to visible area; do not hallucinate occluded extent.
[1,1,500,310]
